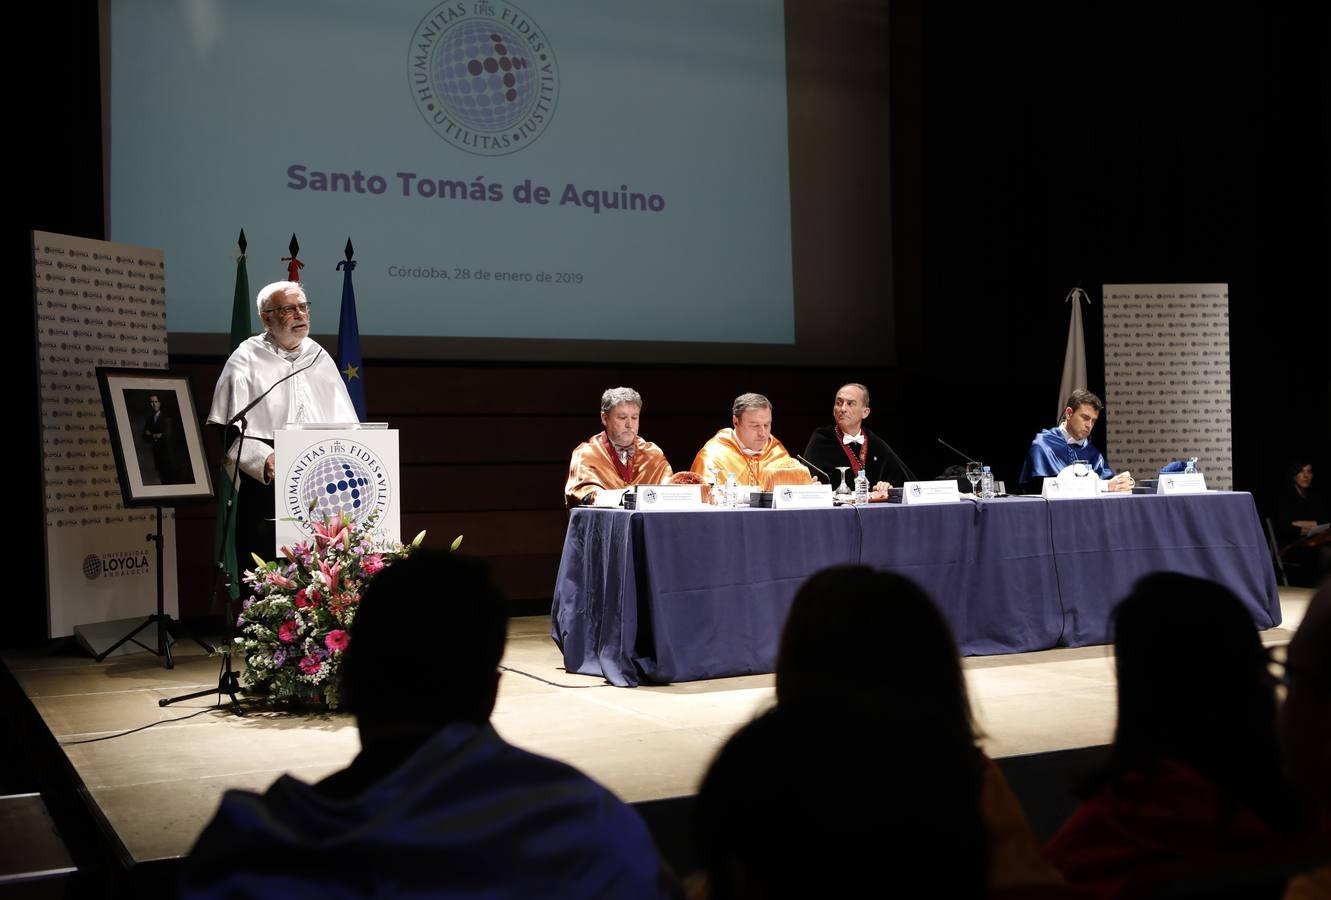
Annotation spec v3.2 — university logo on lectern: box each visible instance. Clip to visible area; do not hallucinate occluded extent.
[285,439,394,536]
[409,0,560,157]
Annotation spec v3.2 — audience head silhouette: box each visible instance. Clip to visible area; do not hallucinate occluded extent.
[1107,572,1288,823]
[694,566,989,899]
[341,548,508,734]
[694,703,988,900]
[776,564,978,745]
[1281,578,1330,812]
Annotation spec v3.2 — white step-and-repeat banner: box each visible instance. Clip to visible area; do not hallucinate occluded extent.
[1103,283,1232,490]
[34,230,178,637]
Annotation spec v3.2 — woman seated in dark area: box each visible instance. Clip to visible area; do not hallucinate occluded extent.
[1273,460,1331,585]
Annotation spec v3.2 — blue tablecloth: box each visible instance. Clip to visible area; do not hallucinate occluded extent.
[1046,494,1282,646]
[551,492,1280,686]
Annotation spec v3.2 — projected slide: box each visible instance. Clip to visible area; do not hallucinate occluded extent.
[109,0,794,345]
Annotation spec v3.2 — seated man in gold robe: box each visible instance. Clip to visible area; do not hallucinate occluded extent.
[565,387,674,507]
[690,393,812,492]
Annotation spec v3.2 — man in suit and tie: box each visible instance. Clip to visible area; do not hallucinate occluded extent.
[142,393,184,484]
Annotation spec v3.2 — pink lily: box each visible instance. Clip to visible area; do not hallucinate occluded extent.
[316,559,342,593]
[311,513,353,551]
[266,571,297,589]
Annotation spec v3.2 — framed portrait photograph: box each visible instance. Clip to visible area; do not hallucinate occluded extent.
[96,368,214,507]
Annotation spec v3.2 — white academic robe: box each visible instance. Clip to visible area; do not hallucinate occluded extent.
[207,333,358,482]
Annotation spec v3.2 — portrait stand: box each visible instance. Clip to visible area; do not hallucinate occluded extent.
[94,369,216,669]
[92,505,207,666]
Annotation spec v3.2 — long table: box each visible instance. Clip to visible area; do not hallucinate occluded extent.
[550,493,1281,686]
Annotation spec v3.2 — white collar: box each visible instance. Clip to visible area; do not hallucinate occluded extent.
[262,331,304,362]
[842,430,864,445]
[1058,422,1088,448]
[732,429,765,457]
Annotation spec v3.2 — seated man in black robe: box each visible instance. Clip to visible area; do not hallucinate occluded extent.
[801,383,914,500]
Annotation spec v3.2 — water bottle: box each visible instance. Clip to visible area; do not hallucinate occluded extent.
[1184,457,1198,475]
[853,468,870,505]
[980,466,994,499]
[725,471,739,508]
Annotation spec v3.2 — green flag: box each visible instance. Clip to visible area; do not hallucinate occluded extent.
[212,239,252,600]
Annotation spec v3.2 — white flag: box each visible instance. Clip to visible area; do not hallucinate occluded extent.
[1057,288,1090,423]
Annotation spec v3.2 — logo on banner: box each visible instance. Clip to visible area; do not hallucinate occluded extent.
[285,440,393,535]
[409,1,559,156]
[82,550,150,580]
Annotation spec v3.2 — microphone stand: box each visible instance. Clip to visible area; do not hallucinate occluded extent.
[797,454,831,484]
[158,418,248,711]
[158,348,323,711]
[936,436,979,465]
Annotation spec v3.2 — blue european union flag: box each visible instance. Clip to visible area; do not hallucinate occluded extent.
[336,250,367,421]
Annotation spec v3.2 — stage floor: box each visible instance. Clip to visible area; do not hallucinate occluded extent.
[2,589,1310,869]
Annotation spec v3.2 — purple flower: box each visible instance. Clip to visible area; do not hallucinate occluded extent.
[272,649,286,667]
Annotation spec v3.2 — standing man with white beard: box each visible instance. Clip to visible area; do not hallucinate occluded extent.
[208,281,357,564]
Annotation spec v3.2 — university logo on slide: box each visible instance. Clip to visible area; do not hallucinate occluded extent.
[285,440,393,536]
[409,1,560,157]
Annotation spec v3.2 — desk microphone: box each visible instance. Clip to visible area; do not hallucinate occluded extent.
[797,455,830,484]
[936,436,978,465]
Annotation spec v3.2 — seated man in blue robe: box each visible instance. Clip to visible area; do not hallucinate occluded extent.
[1018,389,1134,494]
[182,550,678,899]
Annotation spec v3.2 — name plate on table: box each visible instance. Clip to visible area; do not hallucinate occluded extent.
[633,484,703,511]
[772,483,833,509]
[592,488,629,508]
[1042,476,1099,499]
[1157,473,1208,495]
[902,481,962,505]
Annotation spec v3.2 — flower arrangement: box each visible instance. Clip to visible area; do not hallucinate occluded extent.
[233,511,456,709]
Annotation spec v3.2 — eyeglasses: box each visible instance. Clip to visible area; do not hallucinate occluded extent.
[265,301,312,319]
